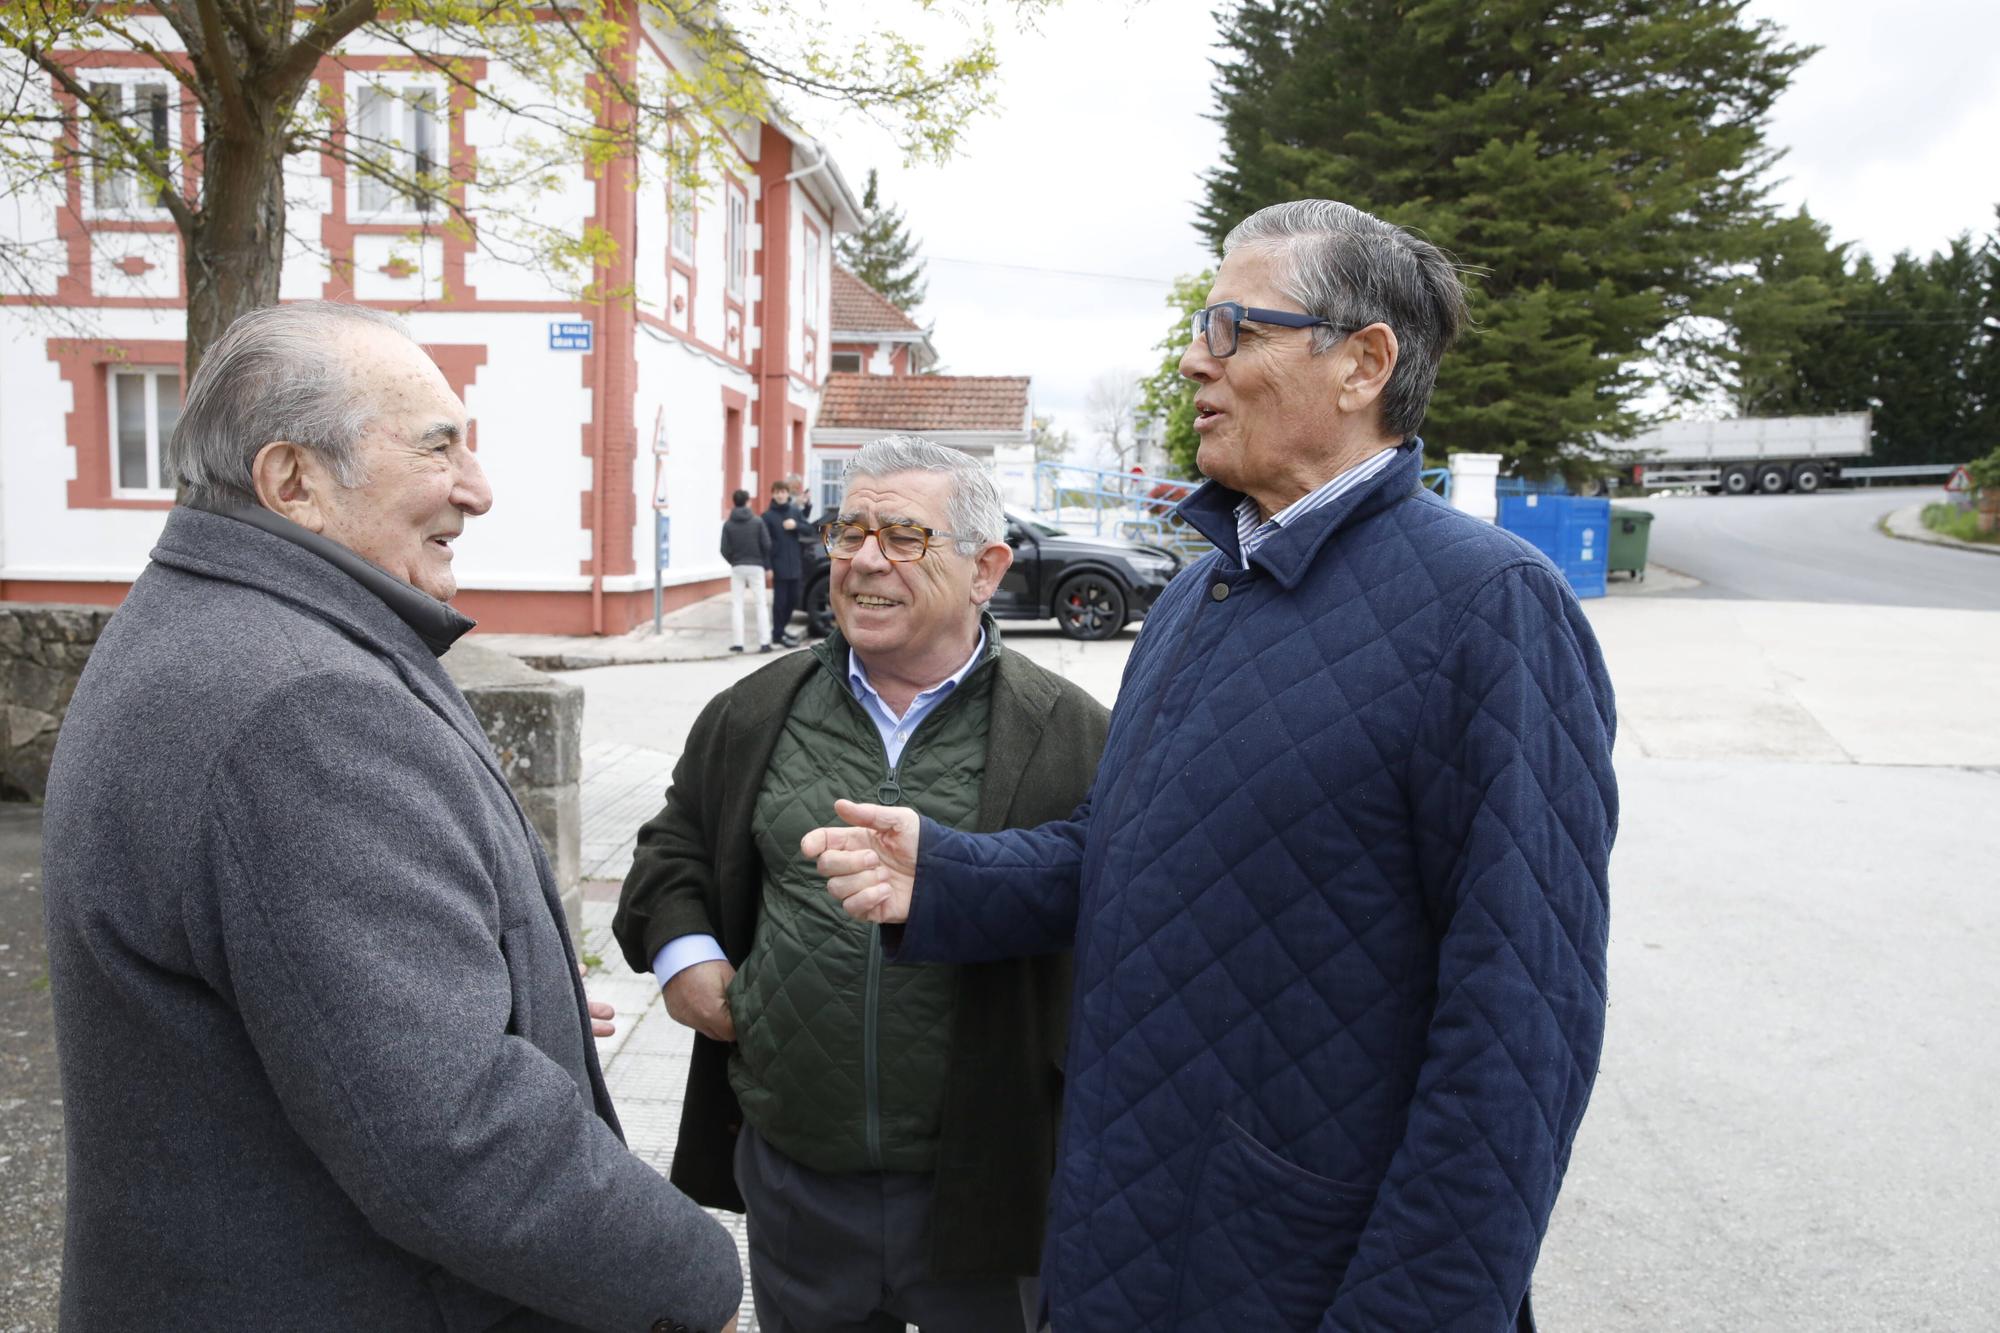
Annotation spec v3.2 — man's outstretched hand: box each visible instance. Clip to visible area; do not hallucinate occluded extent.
[803,799,919,924]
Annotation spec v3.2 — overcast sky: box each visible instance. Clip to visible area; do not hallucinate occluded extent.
[813,0,2000,463]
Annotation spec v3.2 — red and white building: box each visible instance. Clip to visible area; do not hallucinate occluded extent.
[814,264,1034,513]
[0,14,862,634]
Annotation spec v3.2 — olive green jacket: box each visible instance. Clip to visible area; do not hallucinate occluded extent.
[613,624,1109,1278]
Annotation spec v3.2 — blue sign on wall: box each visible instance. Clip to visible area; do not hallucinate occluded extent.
[548,320,593,351]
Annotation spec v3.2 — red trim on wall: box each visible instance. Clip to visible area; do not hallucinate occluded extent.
[42,54,197,308]
[720,386,749,517]
[421,344,488,451]
[49,337,184,511]
[316,55,486,307]
[756,125,791,503]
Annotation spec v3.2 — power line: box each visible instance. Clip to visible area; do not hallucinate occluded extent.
[927,254,1184,286]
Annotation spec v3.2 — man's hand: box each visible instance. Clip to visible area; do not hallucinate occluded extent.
[722,1316,738,1333]
[578,961,616,1038]
[663,959,737,1042]
[781,517,796,531]
[803,799,919,924]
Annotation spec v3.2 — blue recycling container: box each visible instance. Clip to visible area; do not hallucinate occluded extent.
[1496,495,1610,599]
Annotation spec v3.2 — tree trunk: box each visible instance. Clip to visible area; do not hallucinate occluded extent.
[182,114,289,380]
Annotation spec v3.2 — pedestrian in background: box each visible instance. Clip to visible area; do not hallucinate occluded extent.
[721,486,773,653]
[764,479,804,647]
[40,301,741,1332]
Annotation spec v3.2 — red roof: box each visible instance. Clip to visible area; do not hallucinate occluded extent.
[817,374,1030,433]
[830,264,925,336]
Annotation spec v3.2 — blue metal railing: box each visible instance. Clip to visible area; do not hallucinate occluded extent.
[1031,461,1212,561]
[1420,467,1453,502]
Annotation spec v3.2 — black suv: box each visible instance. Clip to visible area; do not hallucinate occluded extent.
[796,511,1182,641]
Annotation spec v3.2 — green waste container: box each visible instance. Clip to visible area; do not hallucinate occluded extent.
[1608,506,1653,580]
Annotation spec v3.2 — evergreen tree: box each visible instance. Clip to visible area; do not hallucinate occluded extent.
[1199,0,1814,479]
[1139,271,1213,477]
[836,169,929,314]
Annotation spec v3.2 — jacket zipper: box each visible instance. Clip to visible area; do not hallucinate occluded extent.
[824,642,991,1174]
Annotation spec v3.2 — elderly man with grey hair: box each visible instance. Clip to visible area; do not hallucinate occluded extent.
[42,301,741,1332]
[809,202,1619,1331]
[614,435,1110,1333]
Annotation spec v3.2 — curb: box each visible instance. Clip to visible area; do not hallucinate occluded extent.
[1880,503,2000,558]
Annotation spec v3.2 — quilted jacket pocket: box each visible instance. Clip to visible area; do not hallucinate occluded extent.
[1171,1114,1377,1330]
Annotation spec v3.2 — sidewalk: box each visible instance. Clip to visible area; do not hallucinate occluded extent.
[1882,501,2000,557]
[477,590,785,671]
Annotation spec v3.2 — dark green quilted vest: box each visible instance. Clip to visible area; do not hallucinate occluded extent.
[727,641,993,1174]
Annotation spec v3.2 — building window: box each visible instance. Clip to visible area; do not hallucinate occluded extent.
[351,82,443,218]
[819,456,844,514]
[829,351,863,374]
[803,225,820,328]
[725,187,748,300]
[108,367,181,497]
[669,189,695,261]
[87,80,171,213]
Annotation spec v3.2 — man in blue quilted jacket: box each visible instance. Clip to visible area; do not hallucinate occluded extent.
[807,199,1617,1331]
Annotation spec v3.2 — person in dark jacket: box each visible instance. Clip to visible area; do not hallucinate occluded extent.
[763,479,804,647]
[616,435,1109,1333]
[720,487,773,653]
[41,301,741,1332]
[809,201,1617,1332]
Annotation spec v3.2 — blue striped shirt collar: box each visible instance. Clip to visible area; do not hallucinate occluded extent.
[1233,446,1401,569]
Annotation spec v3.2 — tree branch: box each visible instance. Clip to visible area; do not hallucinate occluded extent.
[0,22,196,234]
[192,0,251,131]
[273,0,381,95]
[222,0,273,64]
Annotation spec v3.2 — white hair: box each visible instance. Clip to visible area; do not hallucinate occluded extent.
[842,434,1006,553]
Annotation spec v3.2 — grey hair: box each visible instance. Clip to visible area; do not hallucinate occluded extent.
[1223,200,1469,440]
[171,301,416,510]
[841,434,1006,554]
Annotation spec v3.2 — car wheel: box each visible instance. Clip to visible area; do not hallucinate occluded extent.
[1791,462,1825,493]
[1721,464,1754,495]
[1756,463,1790,494]
[1053,572,1127,641]
[804,575,831,637]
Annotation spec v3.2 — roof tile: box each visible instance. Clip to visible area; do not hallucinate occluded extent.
[817,373,1031,433]
[830,264,926,335]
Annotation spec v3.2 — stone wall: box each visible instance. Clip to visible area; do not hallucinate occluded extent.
[1,604,585,935]
[440,640,586,935]
[1,605,116,802]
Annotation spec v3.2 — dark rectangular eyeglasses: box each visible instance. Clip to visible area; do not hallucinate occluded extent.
[1190,301,1351,358]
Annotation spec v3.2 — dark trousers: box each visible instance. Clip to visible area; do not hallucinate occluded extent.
[770,576,801,638]
[733,1126,1037,1333]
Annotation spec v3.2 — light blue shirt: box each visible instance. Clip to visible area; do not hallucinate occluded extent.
[649,630,989,991]
[1234,445,1401,569]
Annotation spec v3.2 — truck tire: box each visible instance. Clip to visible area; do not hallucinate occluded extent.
[1722,464,1755,495]
[1756,463,1790,494]
[1791,462,1825,493]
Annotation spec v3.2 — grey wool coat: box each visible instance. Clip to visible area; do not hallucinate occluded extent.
[41,506,740,1333]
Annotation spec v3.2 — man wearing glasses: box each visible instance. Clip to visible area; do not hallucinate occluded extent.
[614,435,1108,1332]
[809,201,1618,1330]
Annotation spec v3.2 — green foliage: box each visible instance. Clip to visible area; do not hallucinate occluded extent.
[835,168,928,313]
[1921,502,1999,544]
[1736,214,1999,466]
[1029,413,1072,466]
[1138,271,1212,477]
[1197,0,1813,480]
[1968,445,2000,494]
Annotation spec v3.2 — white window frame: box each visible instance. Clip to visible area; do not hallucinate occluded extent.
[725,185,748,301]
[802,223,821,329]
[668,178,696,262]
[818,456,844,515]
[82,73,176,220]
[347,75,447,223]
[107,366,182,499]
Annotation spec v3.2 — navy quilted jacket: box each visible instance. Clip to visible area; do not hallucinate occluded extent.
[896,445,1616,1331]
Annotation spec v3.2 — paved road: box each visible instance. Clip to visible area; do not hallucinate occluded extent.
[1640,486,2000,608]
[0,805,61,1330]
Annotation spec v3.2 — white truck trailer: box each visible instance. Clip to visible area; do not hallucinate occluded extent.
[1606,413,1873,495]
